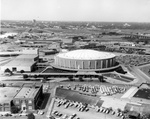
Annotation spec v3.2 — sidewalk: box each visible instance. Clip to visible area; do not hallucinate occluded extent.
[46,97,55,118]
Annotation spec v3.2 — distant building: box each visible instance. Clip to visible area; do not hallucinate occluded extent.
[48,42,61,50]
[22,48,39,55]
[0,48,39,57]
[0,33,17,38]
[1,54,39,72]
[41,49,58,55]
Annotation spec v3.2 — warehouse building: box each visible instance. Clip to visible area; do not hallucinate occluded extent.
[1,54,39,72]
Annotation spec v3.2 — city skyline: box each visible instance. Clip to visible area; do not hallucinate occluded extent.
[1,0,150,22]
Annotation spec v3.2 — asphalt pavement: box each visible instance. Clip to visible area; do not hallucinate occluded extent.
[127,66,150,85]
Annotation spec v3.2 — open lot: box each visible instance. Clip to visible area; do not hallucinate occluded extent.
[133,88,150,100]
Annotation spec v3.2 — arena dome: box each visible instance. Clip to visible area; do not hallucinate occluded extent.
[53,49,117,71]
[57,49,115,60]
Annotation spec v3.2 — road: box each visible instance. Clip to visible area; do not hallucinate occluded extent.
[127,66,150,85]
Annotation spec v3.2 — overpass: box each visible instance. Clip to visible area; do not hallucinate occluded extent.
[23,72,102,78]
[22,71,104,81]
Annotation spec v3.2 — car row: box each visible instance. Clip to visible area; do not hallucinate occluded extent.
[99,85,126,96]
[74,84,126,96]
[55,97,127,119]
[0,113,12,117]
[95,106,126,119]
[0,113,29,117]
[56,98,90,113]
[52,110,80,119]
[95,106,112,114]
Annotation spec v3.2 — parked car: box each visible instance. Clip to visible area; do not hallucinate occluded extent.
[38,110,44,115]
[62,114,68,119]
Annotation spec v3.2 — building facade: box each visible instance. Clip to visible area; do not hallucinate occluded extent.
[1,54,39,72]
[0,83,43,113]
[13,84,43,111]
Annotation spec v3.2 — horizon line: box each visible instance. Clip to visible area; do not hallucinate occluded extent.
[1,19,150,23]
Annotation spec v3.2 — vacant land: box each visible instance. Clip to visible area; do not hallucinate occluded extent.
[133,89,150,100]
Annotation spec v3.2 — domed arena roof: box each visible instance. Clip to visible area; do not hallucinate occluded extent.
[57,49,115,60]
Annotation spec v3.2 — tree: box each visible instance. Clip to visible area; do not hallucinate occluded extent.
[23,74,28,79]
[4,68,12,76]
[117,108,121,113]
[11,106,20,114]
[20,70,25,74]
[4,68,11,73]
[68,76,74,81]
[79,77,84,82]
[27,113,35,119]
[98,76,104,82]
[43,76,48,80]
[34,75,38,78]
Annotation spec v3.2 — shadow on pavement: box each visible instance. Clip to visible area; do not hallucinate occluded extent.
[40,93,51,109]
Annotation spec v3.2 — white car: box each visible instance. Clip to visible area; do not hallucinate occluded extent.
[62,114,68,119]
[105,110,110,114]
[103,109,106,113]
[111,111,115,115]
[38,110,44,115]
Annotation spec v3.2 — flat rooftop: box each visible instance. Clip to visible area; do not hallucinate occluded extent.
[14,84,42,99]
[3,59,35,67]
[2,54,38,67]
[0,87,20,104]
[16,54,38,59]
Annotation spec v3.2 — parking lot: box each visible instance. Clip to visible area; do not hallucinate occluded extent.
[50,98,124,119]
[0,81,133,119]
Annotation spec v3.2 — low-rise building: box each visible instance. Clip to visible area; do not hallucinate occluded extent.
[0,83,43,113]
[13,83,43,111]
[1,54,39,72]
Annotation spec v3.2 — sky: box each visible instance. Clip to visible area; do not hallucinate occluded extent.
[1,0,150,22]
